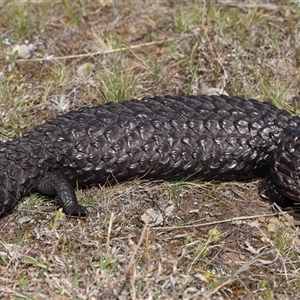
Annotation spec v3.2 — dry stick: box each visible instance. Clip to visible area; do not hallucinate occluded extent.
[153,212,286,230]
[187,231,219,274]
[203,249,278,300]
[10,40,172,63]
[125,223,149,300]
[106,212,114,257]
[273,202,300,226]
[218,1,286,10]
[125,222,149,274]
[0,287,29,299]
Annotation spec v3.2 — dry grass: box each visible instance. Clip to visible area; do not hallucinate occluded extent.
[1,0,300,299]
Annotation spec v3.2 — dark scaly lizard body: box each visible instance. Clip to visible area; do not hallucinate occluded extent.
[1,94,300,217]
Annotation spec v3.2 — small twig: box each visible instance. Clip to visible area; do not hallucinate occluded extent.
[203,249,278,299]
[105,212,114,257]
[125,222,149,275]
[217,2,289,10]
[153,212,287,230]
[8,40,172,63]
[273,202,300,226]
[125,222,149,300]
[0,287,28,299]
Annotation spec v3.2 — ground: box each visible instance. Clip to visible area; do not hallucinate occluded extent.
[0,1,300,299]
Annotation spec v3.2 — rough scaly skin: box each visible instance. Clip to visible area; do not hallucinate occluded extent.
[1,94,300,217]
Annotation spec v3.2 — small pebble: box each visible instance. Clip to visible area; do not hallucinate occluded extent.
[12,44,31,59]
